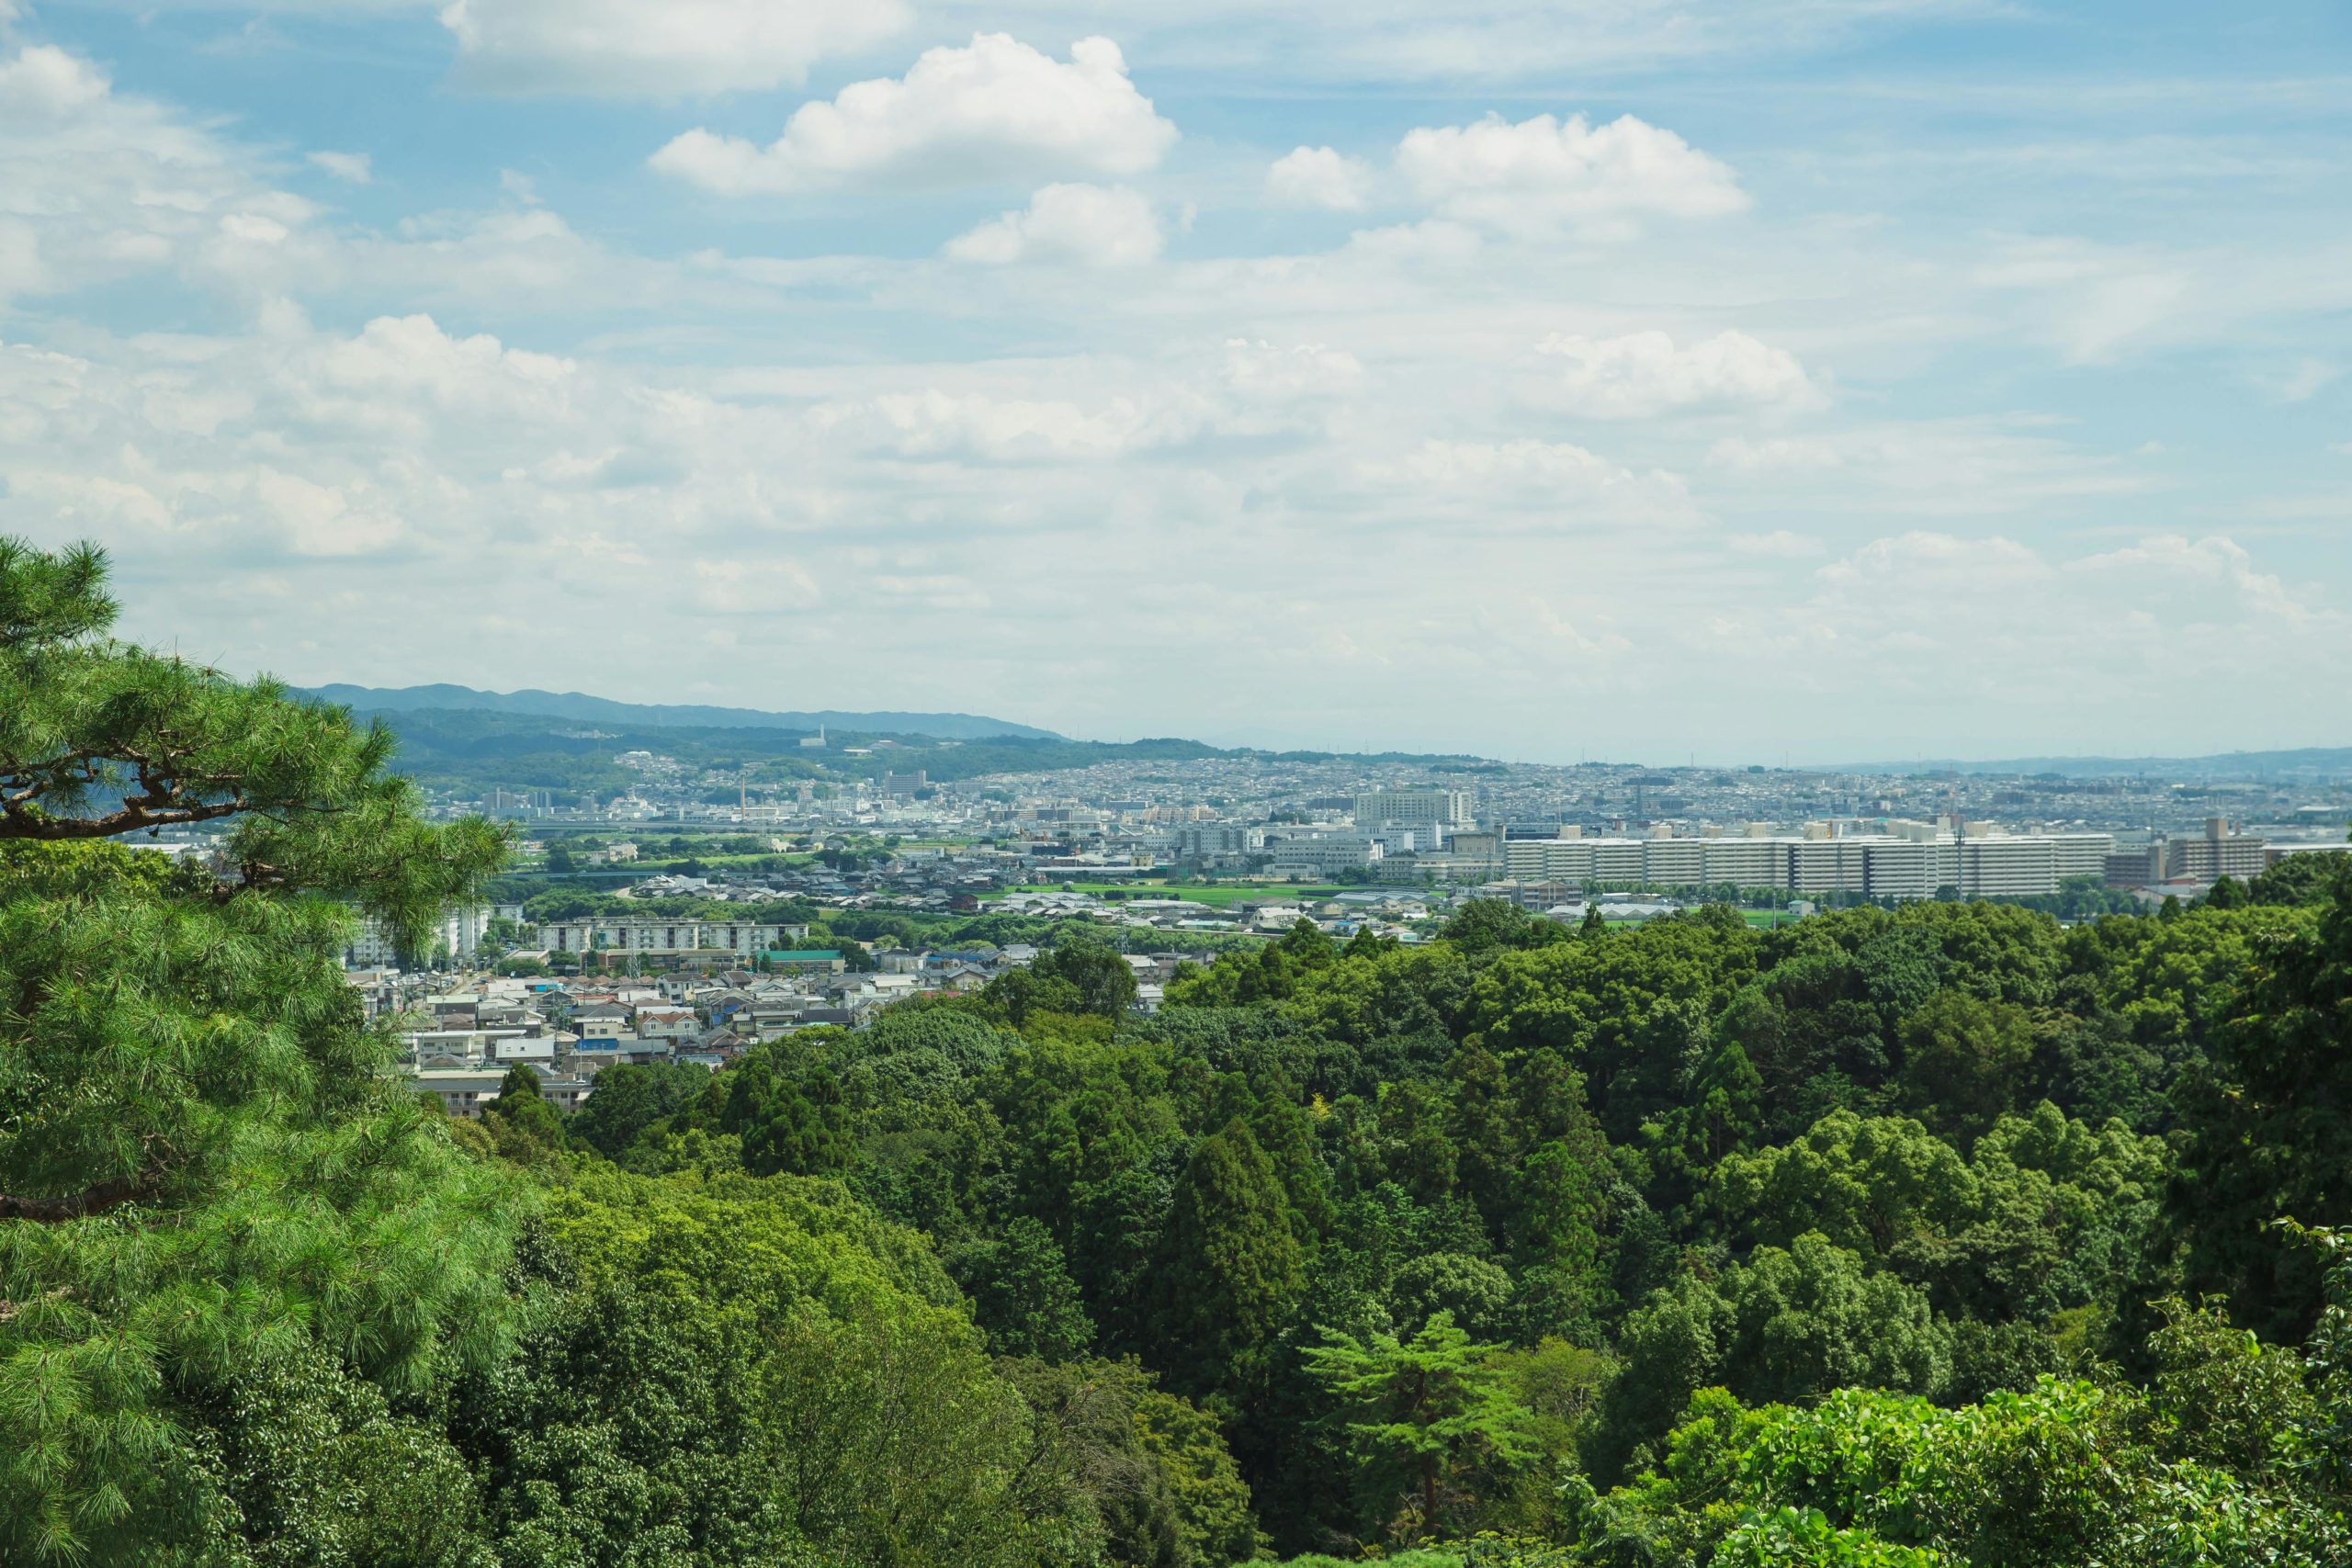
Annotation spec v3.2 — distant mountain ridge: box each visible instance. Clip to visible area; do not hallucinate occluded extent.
[302,683,1063,741]
[1849,747,2352,779]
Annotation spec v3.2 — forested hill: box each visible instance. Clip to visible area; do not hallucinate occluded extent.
[341,702,1231,794]
[14,536,2352,1566]
[325,699,1482,797]
[303,682,1065,740]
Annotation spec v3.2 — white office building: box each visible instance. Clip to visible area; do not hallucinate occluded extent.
[1354,791,1476,829]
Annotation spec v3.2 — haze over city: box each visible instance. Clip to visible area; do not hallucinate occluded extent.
[2,1,2347,761]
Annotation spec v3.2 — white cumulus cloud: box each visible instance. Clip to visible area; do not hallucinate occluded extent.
[1728,529,1825,557]
[1535,329,1819,418]
[0,44,109,118]
[309,312,577,430]
[440,0,908,96]
[839,388,1169,459]
[306,151,372,184]
[1265,145,1374,210]
[1367,439,1696,527]
[1708,435,1844,473]
[1396,112,1747,236]
[1220,339,1363,401]
[0,42,331,307]
[651,34,1177,196]
[2072,534,2311,626]
[945,183,1163,266]
[253,466,407,557]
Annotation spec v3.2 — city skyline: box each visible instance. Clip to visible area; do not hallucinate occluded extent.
[2,1,2348,761]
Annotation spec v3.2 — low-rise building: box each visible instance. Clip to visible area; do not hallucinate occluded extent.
[1268,834,1383,874]
[765,949,847,976]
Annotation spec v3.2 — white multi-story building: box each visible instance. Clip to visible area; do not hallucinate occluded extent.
[1268,835,1385,874]
[1690,837,1783,886]
[2165,818,2271,882]
[1363,826,1441,857]
[538,918,805,958]
[1354,791,1476,830]
[1498,828,2114,901]
[342,904,494,968]
[1172,824,1267,860]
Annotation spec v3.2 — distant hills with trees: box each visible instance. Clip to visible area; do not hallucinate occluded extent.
[1851,747,2352,780]
[306,684,2345,782]
[302,682,1065,741]
[300,685,1475,802]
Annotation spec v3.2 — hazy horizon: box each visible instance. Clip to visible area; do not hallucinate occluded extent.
[294,681,2352,774]
[4,1,2348,761]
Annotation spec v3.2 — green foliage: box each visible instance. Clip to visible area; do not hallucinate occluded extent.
[1135,1381,1265,1567]
[1035,934,1144,1016]
[1712,1103,2163,1327]
[2167,854,2352,1339]
[1442,899,1569,958]
[2248,852,2348,907]
[1572,1369,2352,1568]
[566,1058,713,1157]
[214,1342,495,1567]
[464,1166,1091,1567]
[720,1041,855,1177]
[481,1063,565,1159]
[1714,1508,1945,1566]
[1306,1311,1539,1539]
[1159,1119,1306,1393]
[1594,1233,1951,1474]
[1895,991,2034,1145]
[0,538,514,1563]
[950,1214,1099,1360]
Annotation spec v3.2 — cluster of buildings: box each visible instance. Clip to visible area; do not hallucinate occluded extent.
[382,941,1204,1118]
[2100,816,2344,901]
[351,803,2345,1118]
[425,732,2352,908]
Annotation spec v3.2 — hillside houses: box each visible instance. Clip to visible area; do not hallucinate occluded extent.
[381,933,1220,1119]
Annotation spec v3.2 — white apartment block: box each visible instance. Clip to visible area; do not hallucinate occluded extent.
[2165,818,2271,882]
[539,918,803,957]
[1354,791,1476,829]
[342,904,494,968]
[1172,824,1267,859]
[1502,827,2114,901]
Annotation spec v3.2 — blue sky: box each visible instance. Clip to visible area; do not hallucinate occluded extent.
[0,0,2346,761]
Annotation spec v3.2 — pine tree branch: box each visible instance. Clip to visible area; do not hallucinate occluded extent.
[0,793,252,840]
[0,1173,154,1223]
